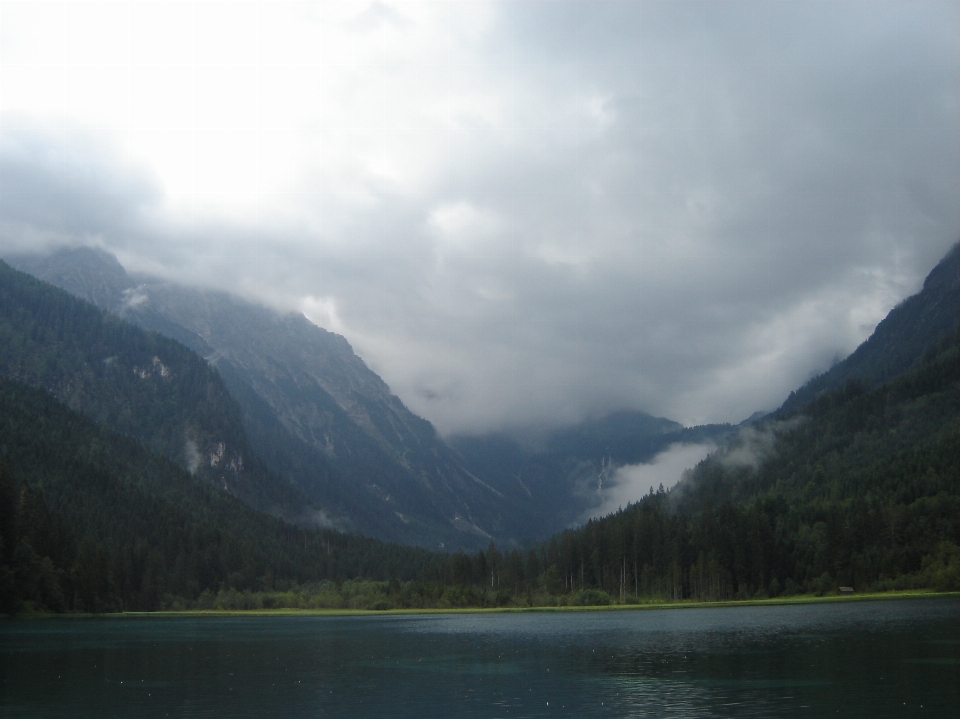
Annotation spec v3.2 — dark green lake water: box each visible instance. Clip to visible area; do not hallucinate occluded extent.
[1,597,957,717]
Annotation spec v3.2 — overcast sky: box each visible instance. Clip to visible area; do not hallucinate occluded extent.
[1,1,958,435]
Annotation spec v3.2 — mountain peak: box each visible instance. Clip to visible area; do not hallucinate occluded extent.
[9,246,135,310]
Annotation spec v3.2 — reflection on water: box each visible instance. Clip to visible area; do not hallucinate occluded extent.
[1,597,957,718]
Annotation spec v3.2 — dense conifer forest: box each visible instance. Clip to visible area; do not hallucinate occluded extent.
[0,378,450,613]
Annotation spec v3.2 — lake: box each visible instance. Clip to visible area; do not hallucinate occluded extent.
[2,596,957,717]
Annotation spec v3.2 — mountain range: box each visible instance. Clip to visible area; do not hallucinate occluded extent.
[2,239,959,611]
[7,248,732,548]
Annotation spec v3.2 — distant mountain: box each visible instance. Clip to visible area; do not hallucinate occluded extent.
[450,411,736,530]
[779,241,960,414]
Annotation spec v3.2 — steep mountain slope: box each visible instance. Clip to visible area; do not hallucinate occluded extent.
[0,261,329,524]
[0,377,441,613]
[127,283,514,549]
[12,249,511,549]
[780,241,960,413]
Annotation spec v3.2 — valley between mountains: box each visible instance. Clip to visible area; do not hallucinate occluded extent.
[1,243,959,612]
[8,247,734,550]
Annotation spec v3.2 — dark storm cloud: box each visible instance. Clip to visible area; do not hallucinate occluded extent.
[1,1,958,435]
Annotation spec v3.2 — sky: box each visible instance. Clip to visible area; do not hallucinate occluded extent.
[1,0,958,436]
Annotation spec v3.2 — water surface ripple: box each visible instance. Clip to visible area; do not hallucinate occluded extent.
[1,597,957,717]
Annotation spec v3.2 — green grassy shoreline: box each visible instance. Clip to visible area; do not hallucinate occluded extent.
[9,588,951,619]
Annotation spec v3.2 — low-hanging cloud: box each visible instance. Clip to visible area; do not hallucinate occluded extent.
[1,1,959,436]
[719,427,776,471]
[589,442,718,520]
[718,418,807,470]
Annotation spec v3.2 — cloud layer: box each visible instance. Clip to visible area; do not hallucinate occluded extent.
[590,442,718,519]
[1,1,959,434]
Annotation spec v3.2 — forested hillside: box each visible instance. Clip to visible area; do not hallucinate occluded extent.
[0,260,322,524]
[0,378,446,613]
[502,328,960,600]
